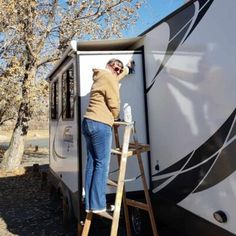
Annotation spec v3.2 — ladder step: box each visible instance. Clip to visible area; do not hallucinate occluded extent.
[111,148,133,156]
[129,142,150,150]
[93,211,113,220]
[126,198,149,211]
[107,179,118,187]
[111,143,150,157]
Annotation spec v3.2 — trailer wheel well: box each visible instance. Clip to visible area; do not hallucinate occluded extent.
[129,206,151,236]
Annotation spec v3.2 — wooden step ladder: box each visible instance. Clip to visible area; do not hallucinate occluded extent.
[81,121,158,236]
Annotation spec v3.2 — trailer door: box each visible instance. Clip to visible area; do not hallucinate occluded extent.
[78,51,150,194]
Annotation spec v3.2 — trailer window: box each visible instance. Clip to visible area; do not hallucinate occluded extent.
[51,79,59,120]
[62,66,74,120]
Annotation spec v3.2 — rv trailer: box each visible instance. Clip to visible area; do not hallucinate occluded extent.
[47,0,236,235]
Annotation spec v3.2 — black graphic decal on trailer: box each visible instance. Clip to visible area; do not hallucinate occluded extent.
[146,0,215,93]
[194,120,236,192]
[153,154,217,203]
[152,109,236,203]
[152,152,193,177]
[182,0,215,43]
[183,110,235,170]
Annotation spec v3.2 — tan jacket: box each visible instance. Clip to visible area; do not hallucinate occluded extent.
[84,67,129,126]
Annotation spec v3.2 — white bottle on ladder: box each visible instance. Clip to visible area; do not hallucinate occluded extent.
[123,103,132,122]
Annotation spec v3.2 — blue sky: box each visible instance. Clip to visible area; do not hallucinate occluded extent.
[124,0,185,37]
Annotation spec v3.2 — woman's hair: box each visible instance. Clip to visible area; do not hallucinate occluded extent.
[106,58,124,69]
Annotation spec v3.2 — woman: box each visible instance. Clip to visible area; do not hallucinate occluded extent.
[82,58,132,213]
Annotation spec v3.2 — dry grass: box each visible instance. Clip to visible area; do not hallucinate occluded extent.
[0,129,49,177]
[0,129,49,142]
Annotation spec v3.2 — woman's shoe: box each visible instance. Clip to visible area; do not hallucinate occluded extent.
[91,208,106,213]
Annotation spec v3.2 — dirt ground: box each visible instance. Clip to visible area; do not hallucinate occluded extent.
[0,140,77,236]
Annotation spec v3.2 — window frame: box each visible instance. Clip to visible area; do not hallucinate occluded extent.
[61,64,75,121]
[50,78,59,120]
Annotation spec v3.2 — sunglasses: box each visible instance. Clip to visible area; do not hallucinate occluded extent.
[111,63,123,73]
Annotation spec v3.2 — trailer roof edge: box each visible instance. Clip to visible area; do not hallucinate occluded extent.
[46,36,143,80]
[138,0,195,37]
[46,45,74,81]
[71,37,143,51]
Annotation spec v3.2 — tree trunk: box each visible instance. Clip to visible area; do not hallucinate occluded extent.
[1,125,25,171]
[1,101,30,172]
[0,59,37,171]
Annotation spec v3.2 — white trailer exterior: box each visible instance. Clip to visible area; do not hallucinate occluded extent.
[48,0,236,235]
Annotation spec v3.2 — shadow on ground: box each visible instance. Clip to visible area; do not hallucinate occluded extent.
[0,165,77,236]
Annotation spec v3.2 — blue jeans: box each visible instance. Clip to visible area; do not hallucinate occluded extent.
[82,118,112,211]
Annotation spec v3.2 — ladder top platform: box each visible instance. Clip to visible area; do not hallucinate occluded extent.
[113,120,134,126]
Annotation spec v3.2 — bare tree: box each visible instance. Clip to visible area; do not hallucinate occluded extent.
[0,0,144,171]
[0,60,21,126]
